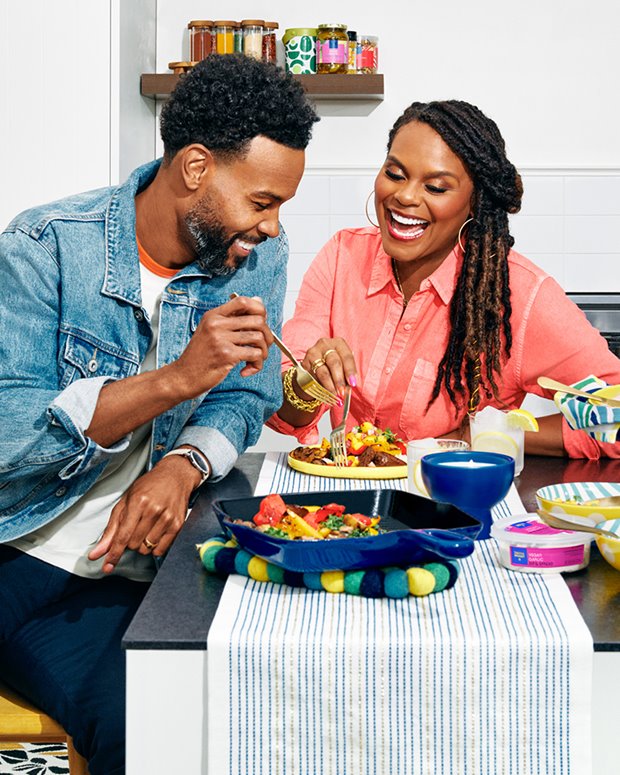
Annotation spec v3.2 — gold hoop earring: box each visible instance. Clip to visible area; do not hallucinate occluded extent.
[457,217,474,252]
[365,191,379,228]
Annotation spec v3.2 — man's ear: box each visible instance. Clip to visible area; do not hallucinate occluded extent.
[179,144,215,192]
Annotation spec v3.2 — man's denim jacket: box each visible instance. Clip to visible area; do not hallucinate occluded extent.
[0,160,286,541]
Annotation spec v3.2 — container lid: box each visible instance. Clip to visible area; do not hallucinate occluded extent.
[491,515,594,547]
[359,34,379,42]
[282,28,318,44]
[187,20,213,28]
[347,30,357,39]
[240,19,265,27]
[263,21,280,30]
[213,20,238,26]
[317,23,348,31]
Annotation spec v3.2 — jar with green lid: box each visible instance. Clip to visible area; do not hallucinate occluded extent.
[316,23,348,74]
[282,27,318,74]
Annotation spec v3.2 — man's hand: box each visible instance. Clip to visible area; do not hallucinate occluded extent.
[172,294,273,396]
[88,454,200,573]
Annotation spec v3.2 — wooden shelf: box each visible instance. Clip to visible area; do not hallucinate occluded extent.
[140,72,384,101]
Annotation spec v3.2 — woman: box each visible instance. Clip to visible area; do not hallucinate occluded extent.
[268,100,620,458]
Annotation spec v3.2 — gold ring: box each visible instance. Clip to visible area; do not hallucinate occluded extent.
[310,357,326,374]
[323,349,337,358]
[143,537,158,550]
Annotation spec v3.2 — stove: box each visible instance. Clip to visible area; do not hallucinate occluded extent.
[567,293,620,358]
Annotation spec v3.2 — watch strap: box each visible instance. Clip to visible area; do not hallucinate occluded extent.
[163,448,211,485]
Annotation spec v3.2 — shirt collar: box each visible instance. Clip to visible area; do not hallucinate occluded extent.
[368,237,463,307]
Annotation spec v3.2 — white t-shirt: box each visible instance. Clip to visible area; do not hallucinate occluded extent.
[9,259,173,581]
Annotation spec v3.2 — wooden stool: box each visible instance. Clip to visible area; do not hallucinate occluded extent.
[0,680,89,774]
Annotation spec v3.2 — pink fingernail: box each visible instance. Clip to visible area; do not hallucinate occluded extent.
[349,375,357,387]
[336,397,343,407]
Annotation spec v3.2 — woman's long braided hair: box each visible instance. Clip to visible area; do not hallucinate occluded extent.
[387,100,523,414]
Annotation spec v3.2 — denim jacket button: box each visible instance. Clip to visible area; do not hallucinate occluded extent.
[87,358,98,373]
[134,309,144,321]
[55,486,67,497]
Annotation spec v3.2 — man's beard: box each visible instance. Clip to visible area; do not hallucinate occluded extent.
[185,197,261,277]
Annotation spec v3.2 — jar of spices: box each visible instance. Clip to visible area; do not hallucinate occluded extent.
[316,23,348,74]
[262,21,279,63]
[346,30,358,74]
[234,22,243,53]
[214,21,236,54]
[358,34,379,74]
[241,20,264,59]
[188,20,213,62]
[282,27,317,74]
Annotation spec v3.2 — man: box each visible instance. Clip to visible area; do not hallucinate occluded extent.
[0,54,318,774]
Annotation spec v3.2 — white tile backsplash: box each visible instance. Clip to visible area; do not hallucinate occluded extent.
[510,214,565,254]
[280,213,331,254]
[564,254,620,291]
[565,177,620,216]
[519,176,564,215]
[329,175,376,215]
[564,215,620,253]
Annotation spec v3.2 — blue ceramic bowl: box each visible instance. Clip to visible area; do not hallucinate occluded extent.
[213,489,481,572]
[421,450,515,539]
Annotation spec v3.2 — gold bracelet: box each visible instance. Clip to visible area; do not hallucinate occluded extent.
[283,366,321,413]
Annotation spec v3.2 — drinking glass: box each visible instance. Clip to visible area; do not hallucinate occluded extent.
[407,438,469,496]
[470,407,524,476]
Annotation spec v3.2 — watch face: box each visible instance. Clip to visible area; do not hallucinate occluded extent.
[189,450,210,474]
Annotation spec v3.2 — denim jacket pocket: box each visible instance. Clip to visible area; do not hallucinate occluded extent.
[59,328,137,389]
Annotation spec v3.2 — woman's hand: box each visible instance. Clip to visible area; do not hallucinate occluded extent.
[301,337,357,397]
[88,454,199,573]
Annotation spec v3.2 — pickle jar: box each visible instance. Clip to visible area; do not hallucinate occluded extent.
[358,34,379,74]
[214,21,236,54]
[262,21,279,63]
[188,20,213,62]
[317,23,348,74]
[241,19,264,59]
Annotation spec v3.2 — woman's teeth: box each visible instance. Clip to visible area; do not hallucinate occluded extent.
[388,211,428,240]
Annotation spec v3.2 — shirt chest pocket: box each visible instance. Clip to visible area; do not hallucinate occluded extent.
[59,331,137,389]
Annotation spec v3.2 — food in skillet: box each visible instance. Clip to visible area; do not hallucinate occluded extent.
[230,494,382,540]
[289,422,407,468]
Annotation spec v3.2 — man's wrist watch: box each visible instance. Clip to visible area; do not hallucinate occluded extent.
[162,448,211,486]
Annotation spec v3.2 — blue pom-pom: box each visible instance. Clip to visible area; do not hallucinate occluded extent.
[384,569,409,598]
[359,569,384,598]
[443,560,460,589]
[234,549,253,577]
[283,570,305,587]
[214,547,238,576]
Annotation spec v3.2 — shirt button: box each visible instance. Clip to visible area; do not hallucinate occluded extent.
[404,323,412,331]
[134,309,144,321]
[87,359,98,373]
[55,486,67,497]
[385,367,392,374]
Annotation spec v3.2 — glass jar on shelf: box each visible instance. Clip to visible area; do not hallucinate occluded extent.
[346,30,358,74]
[282,27,317,74]
[358,34,379,74]
[214,20,236,54]
[187,20,213,62]
[316,23,348,74]
[262,21,279,63]
[241,19,264,59]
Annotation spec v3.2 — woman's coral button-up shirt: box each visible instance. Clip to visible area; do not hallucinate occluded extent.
[267,227,620,459]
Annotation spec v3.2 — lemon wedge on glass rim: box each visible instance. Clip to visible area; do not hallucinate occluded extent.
[506,408,539,432]
[471,430,521,458]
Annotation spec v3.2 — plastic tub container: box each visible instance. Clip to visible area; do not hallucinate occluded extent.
[491,515,593,573]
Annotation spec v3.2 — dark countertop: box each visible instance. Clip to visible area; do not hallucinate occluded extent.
[123,453,620,652]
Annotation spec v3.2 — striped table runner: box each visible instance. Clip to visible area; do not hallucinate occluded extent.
[207,453,592,775]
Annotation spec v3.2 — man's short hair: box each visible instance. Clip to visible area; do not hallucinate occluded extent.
[160,53,319,160]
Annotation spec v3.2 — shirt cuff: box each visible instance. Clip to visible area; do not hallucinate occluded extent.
[265,410,323,446]
[561,418,620,459]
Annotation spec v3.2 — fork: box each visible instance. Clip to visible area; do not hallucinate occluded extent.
[229,293,338,406]
[330,385,352,466]
[537,376,620,408]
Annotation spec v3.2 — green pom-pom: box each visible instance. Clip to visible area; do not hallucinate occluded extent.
[343,570,365,595]
[267,563,286,584]
[423,562,451,592]
[234,549,253,576]
[384,569,409,598]
[201,544,222,573]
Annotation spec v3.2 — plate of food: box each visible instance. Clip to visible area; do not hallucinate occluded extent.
[212,489,481,571]
[536,481,620,526]
[288,422,408,479]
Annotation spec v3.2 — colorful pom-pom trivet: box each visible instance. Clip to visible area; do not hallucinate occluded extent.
[197,535,459,598]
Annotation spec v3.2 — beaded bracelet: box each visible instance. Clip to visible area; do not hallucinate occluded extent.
[198,536,460,598]
[283,366,321,413]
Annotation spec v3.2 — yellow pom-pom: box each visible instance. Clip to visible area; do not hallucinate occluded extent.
[406,567,436,596]
[198,538,225,561]
[321,570,345,593]
[247,556,270,582]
